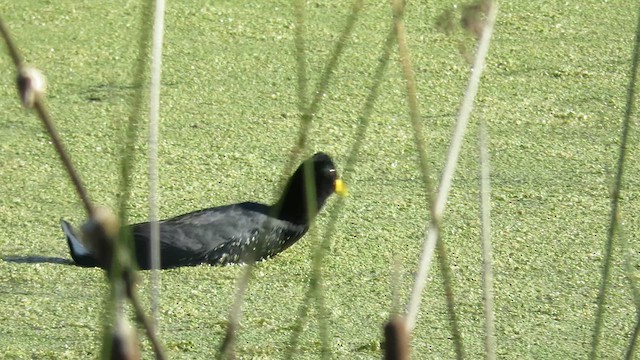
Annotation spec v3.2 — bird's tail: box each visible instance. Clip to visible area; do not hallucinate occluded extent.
[60,219,99,267]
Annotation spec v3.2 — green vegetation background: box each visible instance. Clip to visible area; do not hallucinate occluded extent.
[1,1,639,358]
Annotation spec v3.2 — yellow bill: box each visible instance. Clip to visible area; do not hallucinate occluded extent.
[334,178,348,196]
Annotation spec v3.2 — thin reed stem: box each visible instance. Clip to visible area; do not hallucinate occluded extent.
[0,17,95,217]
[478,120,496,360]
[590,4,640,358]
[293,0,309,113]
[283,0,363,180]
[130,290,167,360]
[405,2,497,338]
[285,15,394,359]
[218,264,253,360]
[148,0,167,332]
[625,310,640,360]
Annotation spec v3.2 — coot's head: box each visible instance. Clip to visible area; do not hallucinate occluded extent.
[276,152,347,224]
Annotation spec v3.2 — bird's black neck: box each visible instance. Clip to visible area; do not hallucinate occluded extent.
[272,178,325,226]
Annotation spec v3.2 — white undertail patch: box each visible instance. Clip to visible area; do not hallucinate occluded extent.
[62,221,91,257]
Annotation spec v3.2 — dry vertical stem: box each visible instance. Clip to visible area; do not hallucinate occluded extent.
[78,207,166,360]
[129,291,167,360]
[590,4,640,359]
[0,15,21,66]
[2,12,168,360]
[148,0,167,334]
[284,0,363,182]
[33,98,95,217]
[218,258,258,360]
[478,120,497,360]
[0,16,95,217]
[391,2,465,357]
[218,322,237,360]
[404,0,498,333]
[293,0,309,113]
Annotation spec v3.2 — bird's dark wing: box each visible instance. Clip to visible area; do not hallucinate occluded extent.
[129,202,305,269]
